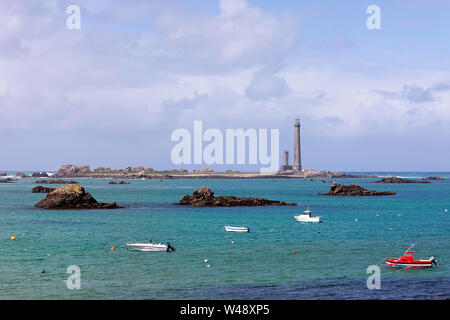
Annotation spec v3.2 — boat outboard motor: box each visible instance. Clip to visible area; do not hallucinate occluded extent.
[432,258,438,266]
[166,242,176,252]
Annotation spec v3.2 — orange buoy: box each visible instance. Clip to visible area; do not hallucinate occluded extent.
[111,246,115,251]
[231,241,235,244]
[292,250,296,254]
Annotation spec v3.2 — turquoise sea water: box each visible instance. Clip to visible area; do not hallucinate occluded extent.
[0,173,449,299]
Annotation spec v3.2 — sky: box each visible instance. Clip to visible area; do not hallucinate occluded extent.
[0,0,449,172]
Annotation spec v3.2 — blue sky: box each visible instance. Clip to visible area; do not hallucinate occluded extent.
[0,0,449,171]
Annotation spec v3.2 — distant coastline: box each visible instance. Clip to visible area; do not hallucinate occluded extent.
[2,165,449,181]
[4,164,378,180]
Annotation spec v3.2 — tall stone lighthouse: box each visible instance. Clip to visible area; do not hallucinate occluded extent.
[293,117,302,172]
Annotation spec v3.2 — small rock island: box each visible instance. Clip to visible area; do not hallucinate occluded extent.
[108,180,131,184]
[35,184,121,209]
[0,178,16,183]
[35,179,78,184]
[422,176,447,181]
[178,187,297,207]
[32,186,55,193]
[319,182,396,196]
[374,176,429,184]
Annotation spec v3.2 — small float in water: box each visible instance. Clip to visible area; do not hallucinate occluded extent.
[225,226,249,233]
[385,246,437,268]
[126,242,175,252]
[294,207,322,223]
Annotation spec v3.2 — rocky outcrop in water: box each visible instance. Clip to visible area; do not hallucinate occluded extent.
[32,186,55,193]
[14,172,27,178]
[178,187,297,207]
[0,178,16,183]
[0,172,7,176]
[31,172,49,178]
[35,179,78,184]
[54,165,91,177]
[35,184,121,209]
[422,176,447,181]
[108,180,130,184]
[374,176,429,184]
[319,182,396,196]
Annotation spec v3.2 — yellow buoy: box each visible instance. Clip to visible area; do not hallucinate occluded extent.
[11,236,16,241]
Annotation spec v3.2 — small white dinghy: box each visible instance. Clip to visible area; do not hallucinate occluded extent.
[294,208,322,223]
[225,226,250,233]
[126,242,176,252]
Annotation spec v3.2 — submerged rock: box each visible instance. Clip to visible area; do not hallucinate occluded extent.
[178,187,297,207]
[109,180,131,184]
[0,178,16,183]
[374,176,429,184]
[32,186,55,193]
[319,182,396,196]
[35,184,121,209]
[422,176,447,181]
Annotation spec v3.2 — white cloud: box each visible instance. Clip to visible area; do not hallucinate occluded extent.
[245,67,291,100]
[0,0,449,171]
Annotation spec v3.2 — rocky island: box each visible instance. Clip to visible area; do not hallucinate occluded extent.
[32,186,55,193]
[35,179,78,184]
[31,172,49,178]
[422,176,447,181]
[14,172,27,178]
[178,187,297,207]
[374,176,429,184]
[47,164,379,180]
[319,182,396,196]
[108,180,131,184]
[35,184,121,209]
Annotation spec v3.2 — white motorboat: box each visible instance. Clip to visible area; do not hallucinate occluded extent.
[225,226,250,233]
[294,208,322,223]
[126,242,175,252]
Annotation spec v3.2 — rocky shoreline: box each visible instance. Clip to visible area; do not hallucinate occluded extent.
[2,165,447,182]
[178,187,297,207]
[37,164,379,180]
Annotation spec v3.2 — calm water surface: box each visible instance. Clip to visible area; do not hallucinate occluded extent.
[0,173,448,299]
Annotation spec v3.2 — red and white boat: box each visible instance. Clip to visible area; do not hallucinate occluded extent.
[385,250,437,268]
